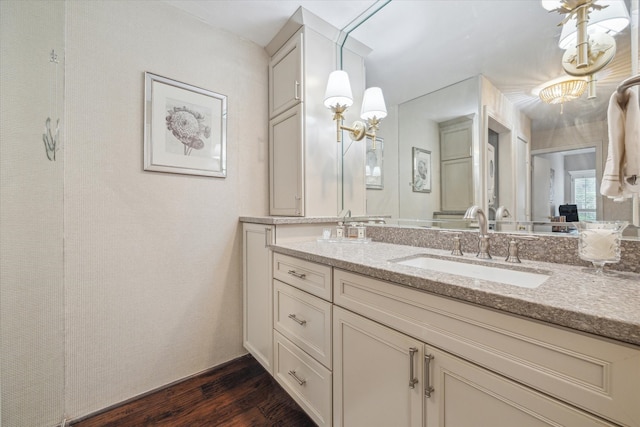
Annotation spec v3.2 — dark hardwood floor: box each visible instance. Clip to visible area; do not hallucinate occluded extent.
[71,354,316,427]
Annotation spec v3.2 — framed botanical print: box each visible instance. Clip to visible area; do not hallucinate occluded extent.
[144,72,227,177]
[412,147,431,193]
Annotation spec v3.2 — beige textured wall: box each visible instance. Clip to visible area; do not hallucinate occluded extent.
[1,1,66,426]
[63,0,268,418]
[2,0,268,423]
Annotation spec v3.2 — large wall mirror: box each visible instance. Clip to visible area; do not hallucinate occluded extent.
[345,0,638,235]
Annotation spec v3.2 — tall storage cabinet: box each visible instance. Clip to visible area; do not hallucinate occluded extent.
[267,10,368,217]
[440,117,474,212]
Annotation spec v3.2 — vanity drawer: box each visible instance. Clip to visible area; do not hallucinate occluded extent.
[274,279,332,368]
[274,252,332,300]
[334,268,640,427]
[274,330,332,427]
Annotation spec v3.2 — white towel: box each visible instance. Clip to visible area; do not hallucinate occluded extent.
[600,89,640,200]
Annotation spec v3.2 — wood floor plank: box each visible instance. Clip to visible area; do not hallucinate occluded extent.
[71,355,316,426]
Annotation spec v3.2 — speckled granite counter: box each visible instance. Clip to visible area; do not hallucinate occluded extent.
[239,215,387,225]
[270,240,640,346]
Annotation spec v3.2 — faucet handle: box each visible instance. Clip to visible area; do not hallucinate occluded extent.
[439,231,463,256]
[505,235,538,263]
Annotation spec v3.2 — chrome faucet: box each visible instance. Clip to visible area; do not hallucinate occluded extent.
[463,205,488,236]
[495,206,511,221]
[463,205,491,259]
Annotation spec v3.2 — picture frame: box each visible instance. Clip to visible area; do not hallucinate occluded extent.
[412,147,431,193]
[144,72,227,177]
[366,137,384,189]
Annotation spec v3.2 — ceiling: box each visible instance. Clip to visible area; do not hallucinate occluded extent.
[165,0,634,130]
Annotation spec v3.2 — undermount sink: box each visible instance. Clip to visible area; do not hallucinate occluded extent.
[393,255,550,289]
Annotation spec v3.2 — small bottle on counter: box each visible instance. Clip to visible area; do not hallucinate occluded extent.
[336,222,345,238]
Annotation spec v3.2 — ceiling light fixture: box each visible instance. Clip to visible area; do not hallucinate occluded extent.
[538,79,588,113]
[542,0,628,98]
[324,70,387,149]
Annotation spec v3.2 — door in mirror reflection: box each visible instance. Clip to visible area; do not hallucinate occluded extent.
[532,148,596,223]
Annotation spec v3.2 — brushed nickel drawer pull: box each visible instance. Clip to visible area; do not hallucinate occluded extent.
[425,353,434,397]
[264,227,272,248]
[287,270,306,279]
[288,314,307,326]
[409,347,419,389]
[294,81,300,100]
[288,370,306,386]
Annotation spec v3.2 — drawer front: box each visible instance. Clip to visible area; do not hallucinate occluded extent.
[274,331,332,427]
[274,252,332,300]
[334,268,640,427]
[274,280,332,368]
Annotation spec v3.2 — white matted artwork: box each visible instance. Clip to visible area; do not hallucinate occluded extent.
[412,147,431,193]
[144,72,227,177]
[366,137,383,189]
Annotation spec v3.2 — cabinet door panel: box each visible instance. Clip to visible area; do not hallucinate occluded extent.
[333,307,422,427]
[242,223,273,373]
[440,118,472,161]
[269,32,303,118]
[426,346,617,427]
[269,104,303,216]
[441,157,473,211]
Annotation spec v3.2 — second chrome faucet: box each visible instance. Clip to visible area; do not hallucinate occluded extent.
[463,205,492,259]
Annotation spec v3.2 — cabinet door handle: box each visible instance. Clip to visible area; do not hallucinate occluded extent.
[288,369,306,386]
[288,313,307,326]
[287,270,306,279]
[294,195,301,215]
[294,81,300,100]
[264,227,272,248]
[409,347,419,389]
[424,353,434,397]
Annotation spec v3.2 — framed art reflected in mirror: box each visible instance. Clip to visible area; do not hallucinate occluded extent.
[412,147,431,193]
[366,137,383,190]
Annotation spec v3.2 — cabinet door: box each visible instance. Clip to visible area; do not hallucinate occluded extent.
[333,307,423,427]
[425,346,617,427]
[242,223,274,374]
[441,157,473,211]
[440,118,472,161]
[269,104,304,216]
[269,32,303,118]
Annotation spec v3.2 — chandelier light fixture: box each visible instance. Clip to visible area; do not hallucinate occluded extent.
[542,0,629,98]
[538,79,588,113]
[324,70,387,149]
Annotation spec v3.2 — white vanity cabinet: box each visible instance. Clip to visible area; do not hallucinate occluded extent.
[333,268,639,427]
[242,221,334,376]
[272,253,333,427]
[334,306,619,427]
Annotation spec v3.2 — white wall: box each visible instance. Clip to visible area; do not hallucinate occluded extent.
[2,0,269,423]
[366,105,399,218]
[397,77,479,220]
[1,1,65,425]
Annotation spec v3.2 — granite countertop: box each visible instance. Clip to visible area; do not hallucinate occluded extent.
[270,240,640,346]
[239,215,389,225]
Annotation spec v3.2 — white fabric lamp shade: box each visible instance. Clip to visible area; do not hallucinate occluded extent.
[541,0,564,11]
[324,70,353,108]
[360,87,387,120]
[558,0,629,49]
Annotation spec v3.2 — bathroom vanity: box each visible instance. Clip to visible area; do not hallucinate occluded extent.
[242,218,640,427]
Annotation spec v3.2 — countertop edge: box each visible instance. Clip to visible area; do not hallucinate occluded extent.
[270,243,640,347]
